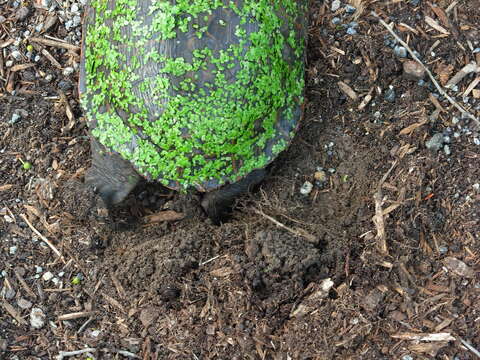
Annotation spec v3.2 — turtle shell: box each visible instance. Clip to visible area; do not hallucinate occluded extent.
[79,0,306,192]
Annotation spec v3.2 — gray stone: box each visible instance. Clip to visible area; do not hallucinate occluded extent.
[425,133,444,151]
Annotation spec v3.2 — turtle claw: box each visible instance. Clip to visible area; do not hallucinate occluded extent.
[201,169,266,224]
[85,137,140,206]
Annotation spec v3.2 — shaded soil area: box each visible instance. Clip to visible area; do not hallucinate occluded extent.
[1,0,479,359]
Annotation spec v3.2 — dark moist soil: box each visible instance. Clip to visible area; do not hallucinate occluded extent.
[1,0,480,359]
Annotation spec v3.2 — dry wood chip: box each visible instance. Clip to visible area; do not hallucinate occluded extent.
[463,76,480,96]
[446,62,480,88]
[399,118,428,135]
[29,37,80,52]
[425,16,450,35]
[14,269,37,299]
[435,63,454,86]
[398,22,418,34]
[2,301,27,325]
[0,39,15,48]
[210,267,233,277]
[434,318,453,332]
[10,63,35,72]
[408,342,448,357]
[58,311,96,321]
[102,292,125,313]
[358,93,372,110]
[24,204,42,218]
[41,49,62,69]
[428,5,450,28]
[0,184,13,191]
[143,210,184,224]
[337,81,358,100]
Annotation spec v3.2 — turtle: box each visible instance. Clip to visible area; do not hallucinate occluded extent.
[79,0,307,223]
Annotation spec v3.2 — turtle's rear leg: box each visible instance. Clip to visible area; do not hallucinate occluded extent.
[85,137,140,206]
[201,169,266,224]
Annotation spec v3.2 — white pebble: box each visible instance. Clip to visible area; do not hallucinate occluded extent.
[73,15,81,27]
[42,271,54,281]
[331,0,341,12]
[300,181,313,195]
[9,246,18,255]
[5,60,13,67]
[71,3,79,12]
[11,50,22,60]
[30,308,46,329]
[62,67,74,76]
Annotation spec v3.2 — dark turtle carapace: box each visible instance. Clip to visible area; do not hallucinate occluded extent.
[79,0,307,222]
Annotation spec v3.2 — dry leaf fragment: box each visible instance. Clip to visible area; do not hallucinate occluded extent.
[425,16,449,35]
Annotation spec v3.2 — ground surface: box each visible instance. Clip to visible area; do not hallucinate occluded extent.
[1,0,480,359]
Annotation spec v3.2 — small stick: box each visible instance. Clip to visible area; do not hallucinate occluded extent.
[116,350,140,358]
[371,11,479,126]
[41,48,62,69]
[58,311,96,321]
[76,317,94,334]
[457,336,480,358]
[56,348,96,360]
[253,208,317,243]
[20,214,65,263]
[199,255,221,266]
[29,37,80,52]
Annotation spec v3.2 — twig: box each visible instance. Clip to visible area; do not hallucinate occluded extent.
[56,348,96,360]
[116,350,140,358]
[371,12,479,126]
[253,208,317,243]
[373,190,388,255]
[20,213,65,263]
[199,255,221,266]
[76,317,94,334]
[58,311,96,321]
[29,36,80,52]
[372,160,398,255]
[457,336,480,358]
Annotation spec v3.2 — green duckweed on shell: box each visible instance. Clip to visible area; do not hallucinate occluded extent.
[80,0,306,192]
